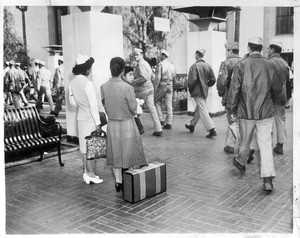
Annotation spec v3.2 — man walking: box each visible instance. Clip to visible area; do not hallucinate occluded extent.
[267,41,289,155]
[51,56,64,117]
[4,61,22,108]
[217,42,242,153]
[227,37,276,191]
[15,62,30,107]
[185,49,217,138]
[35,61,54,113]
[154,49,176,129]
[132,48,163,136]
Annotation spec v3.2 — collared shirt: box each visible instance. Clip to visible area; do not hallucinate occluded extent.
[38,66,52,88]
[53,64,64,88]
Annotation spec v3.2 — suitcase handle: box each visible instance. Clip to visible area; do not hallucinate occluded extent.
[138,163,149,169]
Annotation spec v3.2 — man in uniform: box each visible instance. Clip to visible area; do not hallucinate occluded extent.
[32,59,40,101]
[227,37,276,191]
[217,42,242,153]
[51,56,64,117]
[267,41,289,155]
[35,61,54,113]
[15,62,30,106]
[132,48,163,136]
[185,49,217,138]
[154,49,176,129]
[4,61,22,108]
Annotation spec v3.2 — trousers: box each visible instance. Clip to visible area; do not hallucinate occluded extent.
[272,105,287,145]
[190,97,215,131]
[54,86,65,114]
[237,118,275,178]
[155,86,173,125]
[36,86,54,111]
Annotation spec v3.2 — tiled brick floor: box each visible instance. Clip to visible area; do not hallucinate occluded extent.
[5,106,294,235]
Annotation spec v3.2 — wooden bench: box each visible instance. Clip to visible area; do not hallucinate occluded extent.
[4,106,64,166]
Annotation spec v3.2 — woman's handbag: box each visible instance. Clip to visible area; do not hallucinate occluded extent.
[85,130,107,159]
[99,111,107,127]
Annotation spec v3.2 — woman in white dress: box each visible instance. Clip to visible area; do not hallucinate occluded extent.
[69,54,103,184]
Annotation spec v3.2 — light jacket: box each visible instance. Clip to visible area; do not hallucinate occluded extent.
[188,59,216,98]
[268,53,289,106]
[216,55,241,106]
[154,58,176,91]
[227,53,275,120]
[132,58,154,94]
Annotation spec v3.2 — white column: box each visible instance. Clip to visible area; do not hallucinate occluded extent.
[187,30,225,114]
[293,5,300,236]
[61,11,123,138]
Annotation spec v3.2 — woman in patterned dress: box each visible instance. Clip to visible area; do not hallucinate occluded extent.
[69,54,103,185]
[101,57,146,192]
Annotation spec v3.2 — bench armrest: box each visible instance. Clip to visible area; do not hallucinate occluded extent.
[40,119,62,139]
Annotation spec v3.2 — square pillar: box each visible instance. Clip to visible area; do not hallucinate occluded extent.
[61,11,123,138]
[187,30,226,114]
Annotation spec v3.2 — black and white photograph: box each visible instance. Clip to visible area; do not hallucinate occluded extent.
[2,0,299,237]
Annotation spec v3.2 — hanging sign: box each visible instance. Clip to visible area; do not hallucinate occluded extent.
[154,17,170,32]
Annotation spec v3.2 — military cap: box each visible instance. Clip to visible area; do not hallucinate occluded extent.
[39,61,46,66]
[161,49,170,57]
[9,60,15,65]
[225,42,239,50]
[58,56,63,62]
[35,59,40,64]
[133,48,143,55]
[248,36,263,45]
[196,49,206,55]
[269,40,283,49]
[15,62,21,66]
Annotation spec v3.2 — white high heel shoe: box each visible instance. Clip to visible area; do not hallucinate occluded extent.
[83,173,103,184]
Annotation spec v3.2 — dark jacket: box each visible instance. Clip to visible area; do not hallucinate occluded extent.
[216,55,242,106]
[227,53,275,120]
[268,53,289,106]
[188,59,216,98]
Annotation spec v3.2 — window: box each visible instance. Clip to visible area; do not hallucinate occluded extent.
[276,7,293,35]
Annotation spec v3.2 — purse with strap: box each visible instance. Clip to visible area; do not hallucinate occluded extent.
[85,129,107,159]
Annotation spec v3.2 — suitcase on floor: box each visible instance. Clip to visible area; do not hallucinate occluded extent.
[123,162,167,203]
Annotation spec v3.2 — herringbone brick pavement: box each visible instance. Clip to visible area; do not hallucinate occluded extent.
[5,108,293,235]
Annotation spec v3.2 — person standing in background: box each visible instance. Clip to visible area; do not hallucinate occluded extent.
[4,61,14,105]
[154,49,176,130]
[51,57,64,117]
[4,61,22,108]
[15,62,30,107]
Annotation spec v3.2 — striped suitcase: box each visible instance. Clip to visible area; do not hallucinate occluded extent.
[123,162,167,203]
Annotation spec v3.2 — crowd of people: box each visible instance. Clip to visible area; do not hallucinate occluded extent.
[4,35,294,193]
[3,56,64,117]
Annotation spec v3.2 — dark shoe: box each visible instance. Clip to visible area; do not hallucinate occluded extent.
[285,105,290,109]
[262,177,273,191]
[50,111,59,117]
[247,149,255,163]
[160,121,165,126]
[233,157,246,173]
[206,128,217,138]
[115,183,123,192]
[152,131,163,137]
[273,143,283,155]
[163,124,172,129]
[224,146,234,154]
[185,124,195,133]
